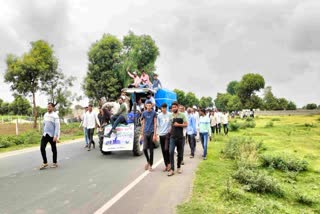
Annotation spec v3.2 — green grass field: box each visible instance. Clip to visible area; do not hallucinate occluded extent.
[0,122,84,153]
[177,115,320,214]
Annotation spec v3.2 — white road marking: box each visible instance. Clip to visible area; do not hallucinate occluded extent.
[94,158,163,214]
[0,137,97,159]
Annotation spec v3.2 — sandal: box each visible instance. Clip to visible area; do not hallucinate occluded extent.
[39,163,48,170]
[167,170,174,176]
[144,164,150,170]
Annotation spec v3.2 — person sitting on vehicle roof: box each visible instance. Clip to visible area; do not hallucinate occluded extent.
[139,70,151,88]
[106,96,128,138]
[152,73,162,92]
[127,69,141,88]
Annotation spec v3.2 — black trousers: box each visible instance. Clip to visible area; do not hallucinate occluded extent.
[160,134,170,166]
[169,137,183,171]
[223,123,229,135]
[187,134,196,156]
[40,134,57,164]
[211,125,216,134]
[87,128,95,149]
[143,133,154,166]
[216,123,221,134]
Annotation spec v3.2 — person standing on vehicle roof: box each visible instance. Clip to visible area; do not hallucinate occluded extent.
[106,97,127,138]
[141,101,157,171]
[157,103,171,172]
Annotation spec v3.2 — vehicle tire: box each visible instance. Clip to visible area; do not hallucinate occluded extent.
[99,135,111,155]
[133,126,143,156]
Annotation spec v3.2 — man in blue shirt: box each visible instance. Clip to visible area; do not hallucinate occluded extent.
[157,103,171,171]
[187,108,197,158]
[39,102,60,170]
[141,101,157,171]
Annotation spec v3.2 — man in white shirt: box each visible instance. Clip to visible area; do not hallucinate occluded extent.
[221,111,229,135]
[215,110,222,134]
[83,104,101,151]
[80,106,89,148]
[39,102,60,170]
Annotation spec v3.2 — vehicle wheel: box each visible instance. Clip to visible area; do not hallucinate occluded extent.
[99,136,111,155]
[133,126,143,156]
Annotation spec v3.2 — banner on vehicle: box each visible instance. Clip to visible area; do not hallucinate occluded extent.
[102,124,134,152]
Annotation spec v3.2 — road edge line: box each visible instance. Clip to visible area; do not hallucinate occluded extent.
[94,158,163,214]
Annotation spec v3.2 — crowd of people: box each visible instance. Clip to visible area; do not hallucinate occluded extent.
[37,69,230,175]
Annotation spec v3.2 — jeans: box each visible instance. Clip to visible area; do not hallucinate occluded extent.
[109,115,126,134]
[84,127,89,145]
[87,128,95,149]
[223,123,229,135]
[160,134,170,166]
[40,134,57,164]
[143,133,154,166]
[187,134,196,156]
[169,137,183,171]
[200,132,209,158]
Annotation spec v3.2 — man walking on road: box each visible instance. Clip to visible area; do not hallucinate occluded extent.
[83,104,100,151]
[168,102,188,176]
[81,106,89,148]
[199,109,211,160]
[39,102,60,170]
[141,101,157,171]
[157,103,171,172]
[187,108,197,158]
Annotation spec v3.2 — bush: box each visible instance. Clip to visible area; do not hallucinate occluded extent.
[245,117,254,122]
[223,137,263,160]
[0,137,16,148]
[20,131,41,144]
[265,121,274,128]
[296,192,317,206]
[232,167,284,197]
[260,154,308,172]
[271,118,281,121]
[239,121,256,129]
[220,178,245,201]
[229,122,240,132]
[304,123,315,128]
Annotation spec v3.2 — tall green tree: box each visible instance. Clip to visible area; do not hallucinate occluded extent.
[199,96,213,109]
[185,92,199,108]
[173,89,186,106]
[5,40,59,128]
[214,93,231,111]
[237,73,265,109]
[9,95,31,115]
[226,81,239,95]
[83,34,123,103]
[263,86,279,110]
[121,32,160,86]
[43,72,75,118]
[287,101,297,110]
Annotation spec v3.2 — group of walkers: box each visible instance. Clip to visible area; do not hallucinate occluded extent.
[142,101,217,176]
[37,69,229,173]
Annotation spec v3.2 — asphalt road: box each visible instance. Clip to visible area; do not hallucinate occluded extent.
[0,139,202,214]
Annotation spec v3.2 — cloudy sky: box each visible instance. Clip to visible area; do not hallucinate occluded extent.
[0,0,319,107]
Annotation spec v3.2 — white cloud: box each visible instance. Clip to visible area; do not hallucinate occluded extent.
[0,0,319,107]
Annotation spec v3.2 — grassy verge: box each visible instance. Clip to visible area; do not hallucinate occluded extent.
[0,123,85,153]
[177,115,320,213]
